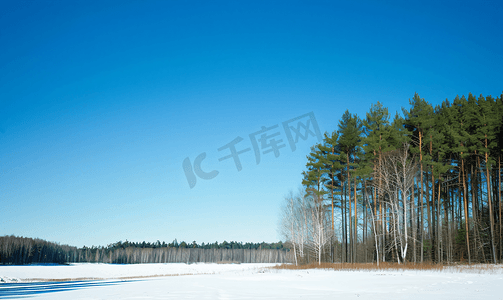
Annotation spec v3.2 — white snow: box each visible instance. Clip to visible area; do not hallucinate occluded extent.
[0,263,268,282]
[1,263,502,299]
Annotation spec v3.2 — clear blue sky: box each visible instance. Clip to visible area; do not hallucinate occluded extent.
[1,0,502,247]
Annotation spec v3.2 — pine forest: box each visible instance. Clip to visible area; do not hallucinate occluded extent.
[281,92,503,265]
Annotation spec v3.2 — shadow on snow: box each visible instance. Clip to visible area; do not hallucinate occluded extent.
[0,280,137,299]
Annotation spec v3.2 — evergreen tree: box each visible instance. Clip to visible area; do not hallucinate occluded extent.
[362,101,393,263]
[302,143,329,204]
[319,131,342,233]
[403,93,434,262]
[477,94,499,263]
[338,110,363,262]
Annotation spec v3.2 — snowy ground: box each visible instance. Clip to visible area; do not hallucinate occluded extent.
[1,263,503,299]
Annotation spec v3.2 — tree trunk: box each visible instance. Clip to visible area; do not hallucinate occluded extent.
[343,181,347,262]
[419,131,424,263]
[431,169,436,262]
[462,157,471,264]
[347,153,352,263]
[413,175,417,263]
[499,155,502,262]
[426,168,432,261]
[373,173,379,264]
[471,163,480,261]
[437,181,442,263]
[354,176,358,263]
[485,137,497,263]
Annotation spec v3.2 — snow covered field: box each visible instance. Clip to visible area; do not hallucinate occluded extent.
[1,263,502,299]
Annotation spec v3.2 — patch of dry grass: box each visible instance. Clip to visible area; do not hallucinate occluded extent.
[272,262,443,272]
[271,262,503,274]
[216,261,241,264]
[445,264,503,274]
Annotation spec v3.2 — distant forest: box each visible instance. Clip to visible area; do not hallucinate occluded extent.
[0,236,291,265]
[107,239,287,250]
[281,92,503,265]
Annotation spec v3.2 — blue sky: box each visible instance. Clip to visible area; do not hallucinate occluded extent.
[1,0,502,247]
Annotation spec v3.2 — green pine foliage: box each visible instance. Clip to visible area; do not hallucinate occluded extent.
[294,92,503,264]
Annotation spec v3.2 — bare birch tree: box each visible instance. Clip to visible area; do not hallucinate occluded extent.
[308,196,333,265]
[280,189,333,265]
[373,143,418,263]
[280,190,309,264]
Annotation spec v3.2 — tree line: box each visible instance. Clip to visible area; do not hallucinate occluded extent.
[107,239,287,250]
[281,92,503,265]
[0,235,79,265]
[78,247,290,264]
[0,235,291,265]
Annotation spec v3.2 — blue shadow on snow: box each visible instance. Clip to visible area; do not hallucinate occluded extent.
[0,280,137,299]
